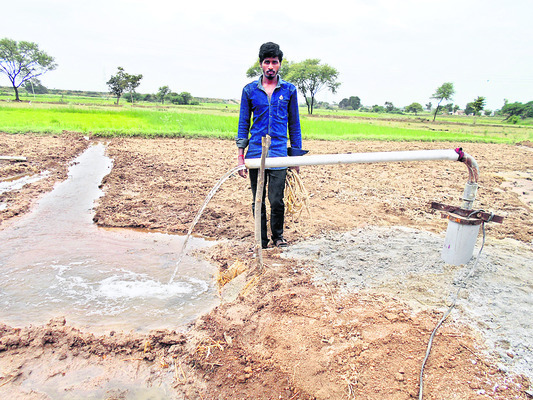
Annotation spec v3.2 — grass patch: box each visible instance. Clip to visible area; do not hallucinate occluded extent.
[0,101,531,144]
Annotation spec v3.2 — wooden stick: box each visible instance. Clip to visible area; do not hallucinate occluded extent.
[254,135,270,274]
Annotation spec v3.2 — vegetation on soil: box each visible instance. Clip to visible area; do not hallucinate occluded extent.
[0,93,532,144]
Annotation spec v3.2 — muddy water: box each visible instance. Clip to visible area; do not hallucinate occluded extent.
[0,171,50,210]
[283,226,533,381]
[0,143,219,333]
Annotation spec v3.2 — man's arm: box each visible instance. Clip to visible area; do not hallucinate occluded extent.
[237,87,251,177]
[288,86,302,173]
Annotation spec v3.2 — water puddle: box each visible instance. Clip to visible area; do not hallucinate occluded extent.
[0,171,50,210]
[0,143,219,333]
[0,171,50,192]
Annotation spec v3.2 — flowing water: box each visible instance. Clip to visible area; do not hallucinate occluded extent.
[168,164,245,283]
[0,143,219,333]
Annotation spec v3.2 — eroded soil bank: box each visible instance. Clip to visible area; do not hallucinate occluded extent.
[1,132,532,399]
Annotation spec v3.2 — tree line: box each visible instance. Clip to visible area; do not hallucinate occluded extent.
[105,68,197,106]
[0,38,197,106]
[338,82,533,123]
[1,37,531,122]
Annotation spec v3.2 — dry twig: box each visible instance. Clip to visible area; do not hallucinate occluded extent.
[196,337,225,359]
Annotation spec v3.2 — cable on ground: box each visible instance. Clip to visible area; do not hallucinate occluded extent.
[418,211,491,400]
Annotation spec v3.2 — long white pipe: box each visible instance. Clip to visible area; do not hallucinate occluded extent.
[246,149,463,170]
[245,148,480,207]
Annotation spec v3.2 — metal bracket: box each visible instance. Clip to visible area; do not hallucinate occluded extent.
[430,202,504,224]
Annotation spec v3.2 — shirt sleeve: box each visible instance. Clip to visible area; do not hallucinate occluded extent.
[236,86,251,149]
[287,86,302,149]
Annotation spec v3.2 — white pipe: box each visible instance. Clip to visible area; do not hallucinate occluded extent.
[244,149,479,205]
[0,156,27,162]
[245,148,480,206]
[245,149,461,169]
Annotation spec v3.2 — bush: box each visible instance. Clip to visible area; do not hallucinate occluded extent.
[124,92,143,103]
[508,115,520,124]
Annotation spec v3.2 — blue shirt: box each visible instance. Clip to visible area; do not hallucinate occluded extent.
[236,76,302,162]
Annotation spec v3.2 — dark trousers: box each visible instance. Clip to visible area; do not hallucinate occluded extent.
[249,168,287,246]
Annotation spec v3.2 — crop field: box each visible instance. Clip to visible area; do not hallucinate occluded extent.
[0,95,532,143]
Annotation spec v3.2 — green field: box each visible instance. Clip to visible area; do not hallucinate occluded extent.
[1,95,531,144]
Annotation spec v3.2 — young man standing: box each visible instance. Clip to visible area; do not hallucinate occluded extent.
[236,42,303,249]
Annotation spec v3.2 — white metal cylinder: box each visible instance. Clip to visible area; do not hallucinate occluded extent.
[442,220,481,265]
[244,149,460,169]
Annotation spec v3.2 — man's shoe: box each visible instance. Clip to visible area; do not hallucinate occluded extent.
[274,238,288,248]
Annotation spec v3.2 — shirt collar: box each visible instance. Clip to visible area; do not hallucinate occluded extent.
[258,75,283,90]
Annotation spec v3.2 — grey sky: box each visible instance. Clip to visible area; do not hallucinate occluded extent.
[3,0,532,110]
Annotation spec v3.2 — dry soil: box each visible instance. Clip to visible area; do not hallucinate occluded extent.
[0,132,532,399]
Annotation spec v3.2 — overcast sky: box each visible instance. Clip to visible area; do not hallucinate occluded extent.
[3,0,532,110]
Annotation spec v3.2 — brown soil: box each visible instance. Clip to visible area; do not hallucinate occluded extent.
[1,132,532,399]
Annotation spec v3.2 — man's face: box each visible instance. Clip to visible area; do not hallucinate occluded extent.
[261,57,280,81]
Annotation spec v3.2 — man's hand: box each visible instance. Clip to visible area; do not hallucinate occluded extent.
[238,154,248,178]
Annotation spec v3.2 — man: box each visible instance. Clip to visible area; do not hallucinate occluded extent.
[236,42,303,249]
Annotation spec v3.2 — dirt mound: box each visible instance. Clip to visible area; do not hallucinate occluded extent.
[192,248,530,399]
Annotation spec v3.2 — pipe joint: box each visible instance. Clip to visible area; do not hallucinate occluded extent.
[461,182,478,210]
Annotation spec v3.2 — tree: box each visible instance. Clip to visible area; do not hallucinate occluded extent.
[350,96,361,110]
[339,96,361,110]
[338,98,350,109]
[384,101,394,113]
[124,92,142,103]
[405,102,424,115]
[167,91,195,105]
[284,59,340,114]
[168,92,183,105]
[501,101,533,120]
[443,103,454,113]
[143,93,154,102]
[471,96,486,116]
[157,85,171,104]
[431,82,455,121]
[107,67,128,105]
[465,102,475,115]
[179,91,193,105]
[106,67,143,105]
[0,38,56,101]
[125,72,142,105]
[24,78,48,94]
[425,102,432,111]
[526,101,533,118]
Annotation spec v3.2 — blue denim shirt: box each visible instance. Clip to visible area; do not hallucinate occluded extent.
[236,76,302,163]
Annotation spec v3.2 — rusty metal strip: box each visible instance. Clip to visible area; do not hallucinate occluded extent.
[430,202,504,224]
